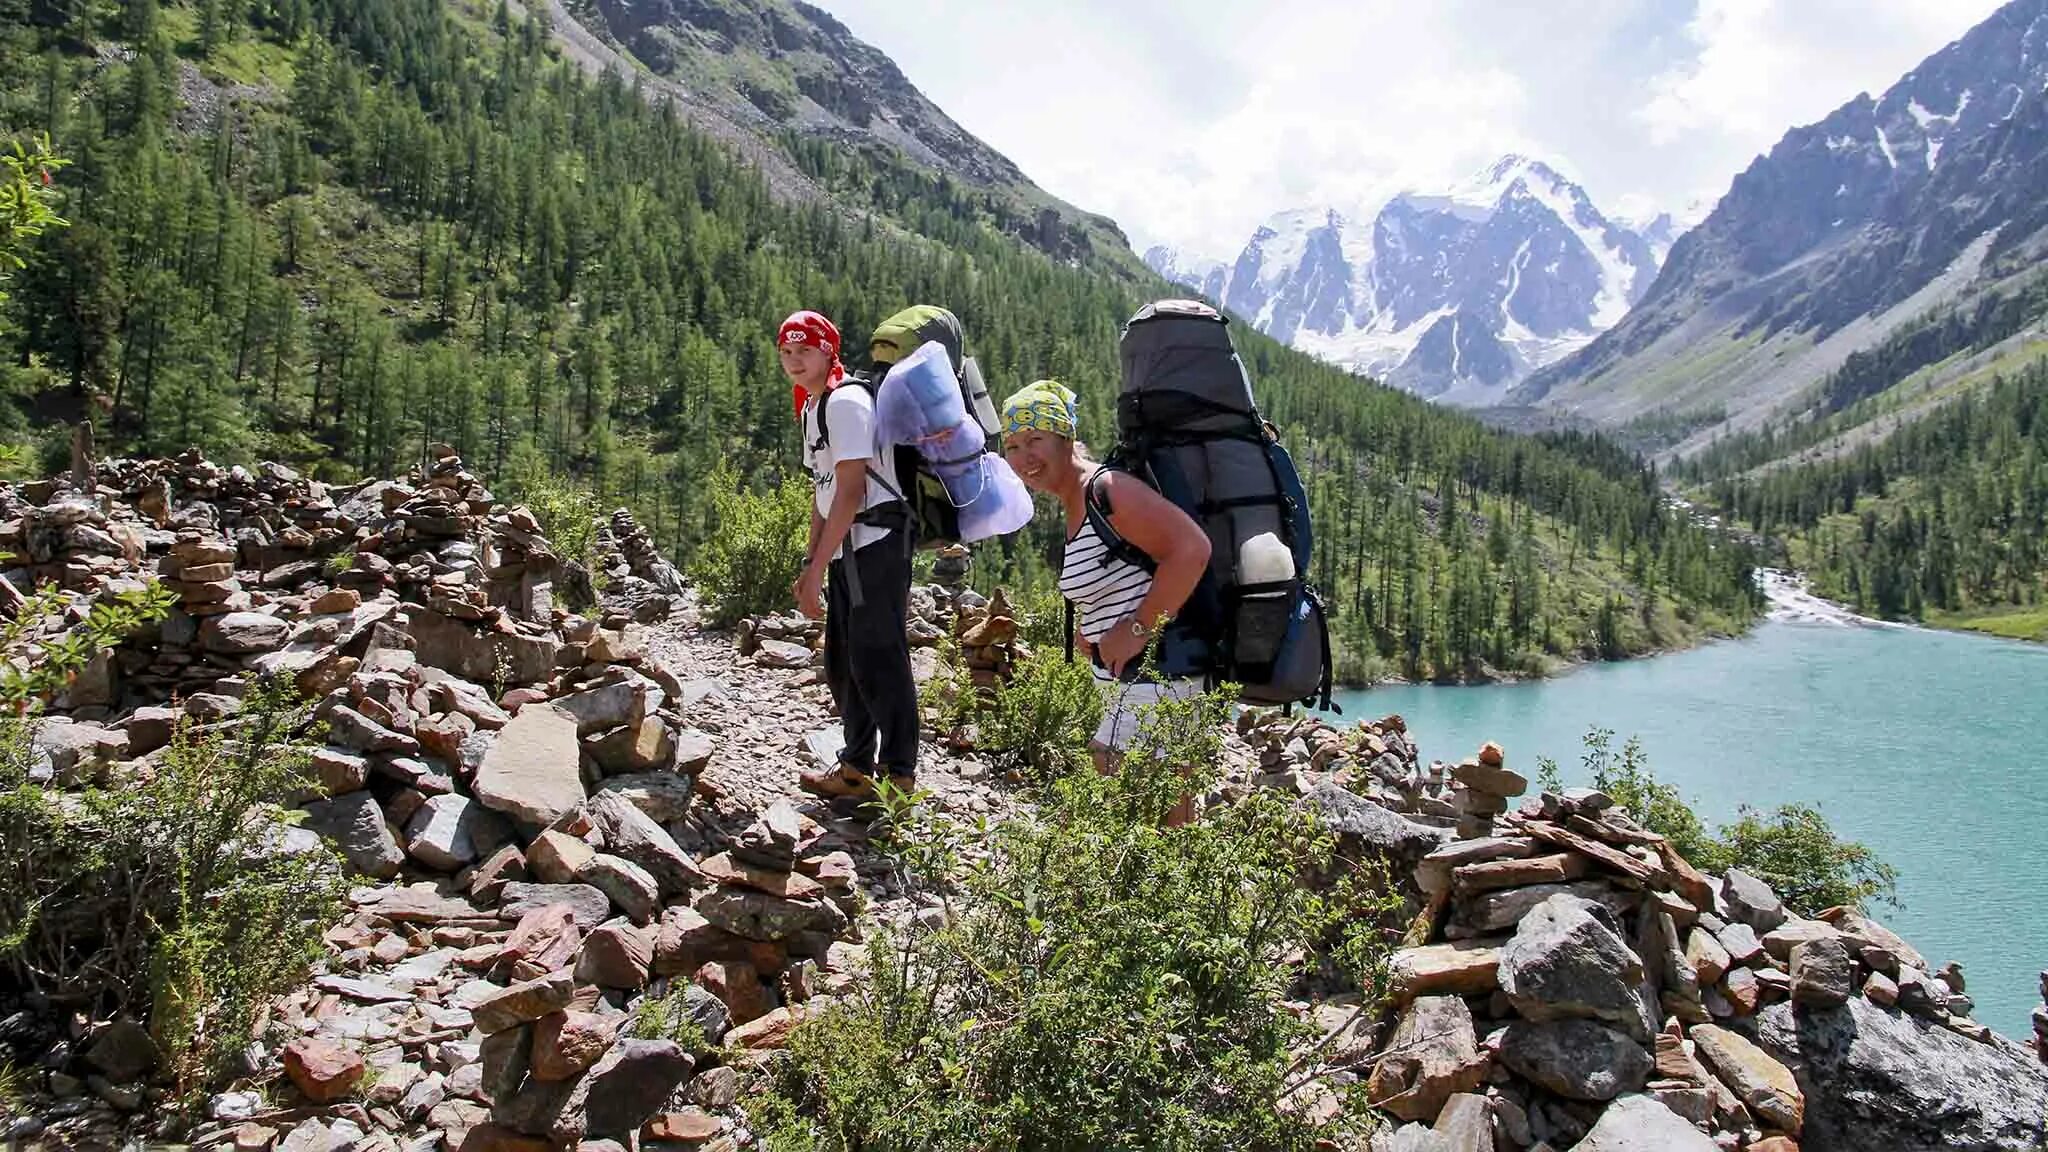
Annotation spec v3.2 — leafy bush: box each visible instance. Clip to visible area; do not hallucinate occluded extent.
[970,647,1103,784]
[627,982,710,1053]
[1695,804,1899,914]
[753,684,1400,1150]
[510,470,604,571]
[1547,727,1896,913]
[0,680,345,1108]
[690,462,811,627]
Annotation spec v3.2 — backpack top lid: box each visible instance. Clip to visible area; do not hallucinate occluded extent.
[1117,299,1258,440]
[869,305,964,376]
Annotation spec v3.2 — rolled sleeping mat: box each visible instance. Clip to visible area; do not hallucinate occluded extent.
[874,340,966,445]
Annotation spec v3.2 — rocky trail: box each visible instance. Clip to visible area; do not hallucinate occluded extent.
[1,449,2045,1152]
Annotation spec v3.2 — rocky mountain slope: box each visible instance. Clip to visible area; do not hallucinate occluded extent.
[1147,157,1673,406]
[2,450,2043,1150]
[556,0,1133,266]
[1515,0,2048,440]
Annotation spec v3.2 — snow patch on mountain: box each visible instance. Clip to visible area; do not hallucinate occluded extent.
[1147,155,1694,406]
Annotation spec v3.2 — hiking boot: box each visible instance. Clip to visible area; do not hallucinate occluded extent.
[799,761,877,802]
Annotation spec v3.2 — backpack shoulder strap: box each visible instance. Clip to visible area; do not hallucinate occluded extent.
[1083,466,1155,574]
[817,379,906,507]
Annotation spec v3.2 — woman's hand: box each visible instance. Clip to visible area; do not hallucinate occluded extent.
[1096,616,1149,678]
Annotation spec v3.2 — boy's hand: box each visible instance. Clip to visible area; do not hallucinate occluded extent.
[794,565,825,620]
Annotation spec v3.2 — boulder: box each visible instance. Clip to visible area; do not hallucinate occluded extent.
[553,673,661,736]
[1363,995,1489,1122]
[1690,1023,1804,1134]
[200,611,291,654]
[1763,918,1840,962]
[1715,920,1765,965]
[1790,937,1855,1008]
[404,794,510,872]
[694,960,772,1026]
[1497,893,1654,1040]
[324,705,418,755]
[578,854,661,925]
[1302,784,1449,868]
[585,791,703,896]
[282,1038,365,1104]
[594,773,697,824]
[580,1039,696,1138]
[1430,1093,1494,1151]
[574,919,654,990]
[1721,868,1788,932]
[1496,1019,1652,1102]
[680,984,733,1044]
[527,829,597,885]
[1827,910,1928,974]
[652,906,783,977]
[500,903,583,974]
[1456,880,1631,936]
[695,886,847,943]
[1683,926,1732,985]
[1570,1094,1719,1151]
[473,704,585,827]
[301,791,404,879]
[1388,940,1502,1002]
[498,883,612,930]
[1745,995,2048,1152]
[471,971,575,1036]
[528,1012,617,1082]
[586,717,673,775]
[406,605,560,686]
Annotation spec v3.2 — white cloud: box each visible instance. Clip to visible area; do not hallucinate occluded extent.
[816,0,2008,258]
[1639,0,2005,146]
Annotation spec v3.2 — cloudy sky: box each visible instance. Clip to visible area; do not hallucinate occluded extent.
[815,0,2006,258]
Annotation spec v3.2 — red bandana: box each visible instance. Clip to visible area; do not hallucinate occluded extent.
[779,310,846,419]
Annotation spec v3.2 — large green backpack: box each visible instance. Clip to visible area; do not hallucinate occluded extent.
[820,305,999,549]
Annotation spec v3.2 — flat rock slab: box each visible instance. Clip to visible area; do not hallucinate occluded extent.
[498,883,612,930]
[354,883,485,924]
[474,704,585,827]
[700,852,824,900]
[313,975,411,1004]
[1389,940,1502,1001]
[1692,1023,1804,1134]
[1571,1093,1719,1151]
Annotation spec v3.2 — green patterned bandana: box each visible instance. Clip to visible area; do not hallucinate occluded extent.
[1001,379,1078,440]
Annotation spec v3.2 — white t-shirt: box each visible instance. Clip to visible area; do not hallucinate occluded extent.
[803,385,902,551]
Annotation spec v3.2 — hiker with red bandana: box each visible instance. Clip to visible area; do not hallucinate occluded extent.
[776,310,918,807]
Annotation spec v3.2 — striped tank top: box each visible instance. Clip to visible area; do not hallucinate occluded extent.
[1060,490,1152,658]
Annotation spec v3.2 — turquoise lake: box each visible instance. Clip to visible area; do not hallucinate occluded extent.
[1329,618,2048,1040]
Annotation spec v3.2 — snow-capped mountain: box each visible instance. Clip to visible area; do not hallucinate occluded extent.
[1517,0,2048,425]
[1145,156,1684,405]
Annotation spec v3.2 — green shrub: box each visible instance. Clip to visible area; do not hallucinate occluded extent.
[0,680,345,1109]
[753,684,1401,1151]
[1550,727,1897,914]
[627,983,710,1053]
[689,463,811,627]
[510,471,604,571]
[972,647,1103,784]
[1694,804,1899,914]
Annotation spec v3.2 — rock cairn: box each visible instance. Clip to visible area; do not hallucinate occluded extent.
[1297,755,2048,1152]
[734,579,1015,695]
[0,447,882,1152]
[594,507,683,623]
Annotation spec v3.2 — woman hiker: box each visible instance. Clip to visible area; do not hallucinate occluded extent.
[777,310,919,808]
[999,379,1211,826]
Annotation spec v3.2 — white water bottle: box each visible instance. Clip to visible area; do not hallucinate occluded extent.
[1239,532,1294,585]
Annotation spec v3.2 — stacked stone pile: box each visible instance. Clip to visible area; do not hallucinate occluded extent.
[223,793,870,1151]
[0,448,893,1150]
[1301,756,2048,1151]
[732,578,1012,695]
[1238,709,1433,803]
[594,508,683,623]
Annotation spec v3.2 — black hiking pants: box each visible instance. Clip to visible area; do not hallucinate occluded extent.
[824,529,918,780]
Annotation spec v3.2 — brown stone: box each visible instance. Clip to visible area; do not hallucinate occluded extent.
[1691,1024,1804,1135]
[653,906,786,977]
[529,1011,619,1082]
[312,588,362,614]
[527,830,597,885]
[694,960,773,1025]
[699,853,825,900]
[1724,966,1762,1015]
[644,1109,723,1142]
[1452,852,1581,894]
[418,712,477,764]
[576,919,654,990]
[471,971,575,1035]
[470,844,529,904]
[472,704,585,827]
[500,903,583,974]
[1864,970,1900,1007]
[1518,820,1666,885]
[282,1037,365,1104]
[724,1005,806,1050]
[1388,940,1503,1001]
[1363,994,1489,1123]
